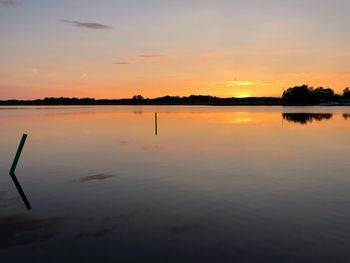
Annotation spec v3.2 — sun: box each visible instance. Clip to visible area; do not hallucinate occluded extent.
[234,91,251,98]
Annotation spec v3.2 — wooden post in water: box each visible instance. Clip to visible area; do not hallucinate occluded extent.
[10,134,27,174]
[155,112,158,136]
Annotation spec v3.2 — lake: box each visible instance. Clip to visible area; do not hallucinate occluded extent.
[1,106,350,262]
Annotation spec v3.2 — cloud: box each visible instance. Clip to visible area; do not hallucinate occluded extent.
[333,71,350,75]
[139,54,164,59]
[61,19,112,30]
[213,80,261,87]
[113,62,130,65]
[31,68,40,75]
[80,73,88,80]
[0,0,16,7]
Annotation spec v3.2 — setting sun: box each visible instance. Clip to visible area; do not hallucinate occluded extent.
[234,91,251,98]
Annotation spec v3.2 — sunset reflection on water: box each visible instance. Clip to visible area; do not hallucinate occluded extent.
[1,106,350,263]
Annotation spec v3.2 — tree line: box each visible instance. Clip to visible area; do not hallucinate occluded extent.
[282,85,350,105]
[0,95,280,106]
[1,85,349,106]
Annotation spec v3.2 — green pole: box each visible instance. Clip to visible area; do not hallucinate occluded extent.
[10,134,27,174]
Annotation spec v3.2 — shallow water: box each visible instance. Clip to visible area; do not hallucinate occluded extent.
[1,106,350,262]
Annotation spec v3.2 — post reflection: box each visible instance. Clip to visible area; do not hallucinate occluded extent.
[9,172,31,210]
[155,112,158,136]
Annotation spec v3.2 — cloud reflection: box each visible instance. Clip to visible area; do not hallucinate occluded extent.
[142,144,164,151]
[118,140,130,145]
[71,174,116,183]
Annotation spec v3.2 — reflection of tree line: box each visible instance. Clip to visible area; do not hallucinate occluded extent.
[282,113,350,124]
[282,113,333,124]
[343,114,350,120]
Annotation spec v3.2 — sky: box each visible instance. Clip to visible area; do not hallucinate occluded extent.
[0,0,349,99]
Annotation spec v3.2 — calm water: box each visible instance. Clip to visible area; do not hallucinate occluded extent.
[1,106,350,262]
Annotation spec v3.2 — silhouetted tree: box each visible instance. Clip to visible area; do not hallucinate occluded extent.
[343,87,350,99]
[282,85,337,105]
[132,95,144,100]
[282,85,316,105]
[313,87,336,103]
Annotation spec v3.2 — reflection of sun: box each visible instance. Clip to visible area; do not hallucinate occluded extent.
[227,117,253,124]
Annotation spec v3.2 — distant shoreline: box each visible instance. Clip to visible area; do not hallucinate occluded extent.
[1,99,349,106]
[0,96,281,106]
[0,103,285,106]
[1,90,350,106]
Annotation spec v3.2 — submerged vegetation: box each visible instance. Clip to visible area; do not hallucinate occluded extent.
[1,85,349,106]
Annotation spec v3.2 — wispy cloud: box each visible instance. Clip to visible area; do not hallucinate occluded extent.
[0,0,16,7]
[61,19,112,30]
[333,71,350,75]
[213,80,261,87]
[111,55,164,66]
[80,73,88,80]
[139,54,164,59]
[31,68,40,75]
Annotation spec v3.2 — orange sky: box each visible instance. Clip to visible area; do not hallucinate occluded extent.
[1,0,349,99]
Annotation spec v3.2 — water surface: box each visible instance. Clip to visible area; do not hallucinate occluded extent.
[1,106,350,262]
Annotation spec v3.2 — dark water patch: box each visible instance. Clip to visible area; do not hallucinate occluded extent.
[169,223,204,235]
[74,213,135,240]
[0,214,64,249]
[74,225,118,240]
[109,212,136,223]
